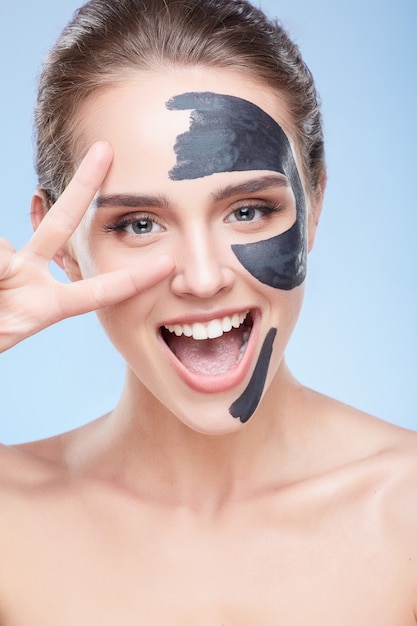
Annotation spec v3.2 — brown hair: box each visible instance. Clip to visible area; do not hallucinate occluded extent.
[35,0,325,205]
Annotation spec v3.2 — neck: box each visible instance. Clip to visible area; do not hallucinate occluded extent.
[71,362,306,515]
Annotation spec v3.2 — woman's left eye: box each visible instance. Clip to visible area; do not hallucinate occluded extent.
[226,205,273,223]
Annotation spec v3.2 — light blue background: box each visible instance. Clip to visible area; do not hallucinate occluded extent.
[0,0,415,443]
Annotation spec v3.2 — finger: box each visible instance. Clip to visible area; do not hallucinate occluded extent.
[56,254,175,318]
[0,238,16,280]
[26,141,113,261]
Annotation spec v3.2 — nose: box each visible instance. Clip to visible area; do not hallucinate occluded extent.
[170,226,235,299]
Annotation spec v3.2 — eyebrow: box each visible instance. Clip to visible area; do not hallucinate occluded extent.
[93,174,289,210]
[93,193,168,210]
[210,174,289,202]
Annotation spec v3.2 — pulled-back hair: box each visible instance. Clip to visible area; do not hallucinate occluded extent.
[35,0,325,205]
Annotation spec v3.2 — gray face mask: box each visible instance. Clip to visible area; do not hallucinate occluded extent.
[167,91,307,291]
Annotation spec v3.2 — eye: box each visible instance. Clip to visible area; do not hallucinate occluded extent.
[225,204,277,223]
[126,218,163,235]
[104,213,164,236]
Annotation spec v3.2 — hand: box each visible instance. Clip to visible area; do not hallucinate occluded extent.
[0,142,174,352]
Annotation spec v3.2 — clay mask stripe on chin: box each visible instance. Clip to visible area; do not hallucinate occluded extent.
[229,328,277,423]
[167,91,307,290]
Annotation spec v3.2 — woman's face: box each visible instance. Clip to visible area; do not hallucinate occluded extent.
[69,68,320,434]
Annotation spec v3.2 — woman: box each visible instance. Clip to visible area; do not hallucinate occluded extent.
[0,0,416,623]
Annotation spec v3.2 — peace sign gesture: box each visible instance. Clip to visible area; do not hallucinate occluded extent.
[0,142,174,352]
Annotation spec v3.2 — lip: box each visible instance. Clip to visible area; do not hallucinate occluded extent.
[157,308,261,394]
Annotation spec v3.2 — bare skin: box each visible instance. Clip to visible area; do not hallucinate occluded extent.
[0,381,416,625]
[0,69,416,624]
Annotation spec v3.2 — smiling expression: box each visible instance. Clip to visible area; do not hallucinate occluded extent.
[69,68,312,433]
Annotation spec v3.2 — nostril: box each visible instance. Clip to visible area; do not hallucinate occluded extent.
[170,263,234,298]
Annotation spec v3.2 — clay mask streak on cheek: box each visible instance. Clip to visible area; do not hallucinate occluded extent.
[167,91,307,290]
[229,328,276,423]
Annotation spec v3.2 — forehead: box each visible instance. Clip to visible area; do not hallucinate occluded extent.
[76,69,300,188]
[167,91,294,181]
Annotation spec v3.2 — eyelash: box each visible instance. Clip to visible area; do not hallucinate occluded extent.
[103,202,285,236]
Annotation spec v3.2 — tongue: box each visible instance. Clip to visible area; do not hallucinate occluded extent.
[165,327,244,375]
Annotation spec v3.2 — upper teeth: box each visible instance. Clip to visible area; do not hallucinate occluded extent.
[164,311,249,341]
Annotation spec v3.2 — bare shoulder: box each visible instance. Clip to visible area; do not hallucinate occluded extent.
[376,423,417,543]
[303,385,417,467]
[307,388,417,558]
[372,424,417,607]
[299,389,417,605]
[0,440,59,490]
[0,414,99,490]
[0,419,109,540]
[298,386,417,521]
[0,427,85,524]
[0,429,71,486]
[0,437,71,534]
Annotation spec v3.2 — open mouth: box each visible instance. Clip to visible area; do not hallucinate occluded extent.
[160,310,254,376]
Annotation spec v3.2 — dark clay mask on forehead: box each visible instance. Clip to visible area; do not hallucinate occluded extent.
[167,91,307,290]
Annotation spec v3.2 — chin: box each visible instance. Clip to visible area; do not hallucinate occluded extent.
[174,408,250,437]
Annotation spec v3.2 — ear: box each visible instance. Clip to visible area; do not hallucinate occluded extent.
[307,170,326,252]
[30,189,83,281]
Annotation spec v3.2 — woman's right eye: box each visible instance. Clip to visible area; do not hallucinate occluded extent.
[126,218,163,235]
[104,214,164,235]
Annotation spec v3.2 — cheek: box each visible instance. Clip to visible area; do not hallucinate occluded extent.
[93,294,161,394]
[68,222,102,279]
[231,214,307,290]
[94,301,132,355]
[228,284,304,424]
